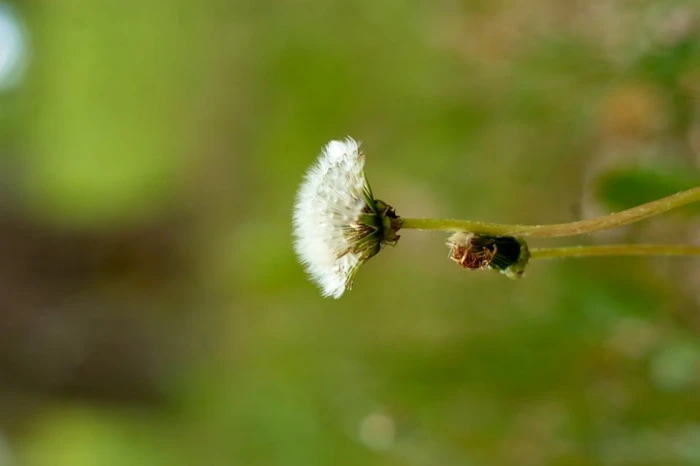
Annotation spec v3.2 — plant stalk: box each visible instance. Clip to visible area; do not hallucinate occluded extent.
[529,244,700,260]
[401,187,700,238]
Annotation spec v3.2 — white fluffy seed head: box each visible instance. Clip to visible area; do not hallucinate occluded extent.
[293,137,373,298]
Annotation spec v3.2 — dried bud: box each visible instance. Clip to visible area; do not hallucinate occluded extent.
[447,232,530,279]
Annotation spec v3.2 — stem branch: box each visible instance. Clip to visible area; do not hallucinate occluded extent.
[530,244,700,260]
[401,187,700,238]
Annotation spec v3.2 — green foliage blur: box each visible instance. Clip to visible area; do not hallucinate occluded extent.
[1,1,700,465]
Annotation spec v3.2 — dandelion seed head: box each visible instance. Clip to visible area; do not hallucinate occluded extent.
[293,137,377,298]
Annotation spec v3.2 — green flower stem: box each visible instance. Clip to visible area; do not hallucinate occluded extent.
[401,187,700,238]
[530,244,700,260]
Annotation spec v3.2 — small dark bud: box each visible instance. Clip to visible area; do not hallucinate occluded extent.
[447,232,530,279]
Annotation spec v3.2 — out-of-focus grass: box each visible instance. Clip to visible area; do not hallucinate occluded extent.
[0,1,699,465]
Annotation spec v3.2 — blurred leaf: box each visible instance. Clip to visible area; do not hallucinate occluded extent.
[635,37,700,88]
[633,36,700,131]
[649,339,700,392]
[20,2,202,229]
[596,166,700,212]
[19,406,181,466]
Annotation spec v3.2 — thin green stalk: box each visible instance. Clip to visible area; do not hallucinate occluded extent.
[401,187,700,238]
[530,244,700,260]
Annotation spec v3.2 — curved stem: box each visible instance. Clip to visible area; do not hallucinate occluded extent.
[401,187,700,238]
[530,244,700,260]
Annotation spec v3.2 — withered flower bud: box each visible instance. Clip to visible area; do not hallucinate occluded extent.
[447,232,530,279]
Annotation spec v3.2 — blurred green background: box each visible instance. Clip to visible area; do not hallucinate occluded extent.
[1,1,700,465]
